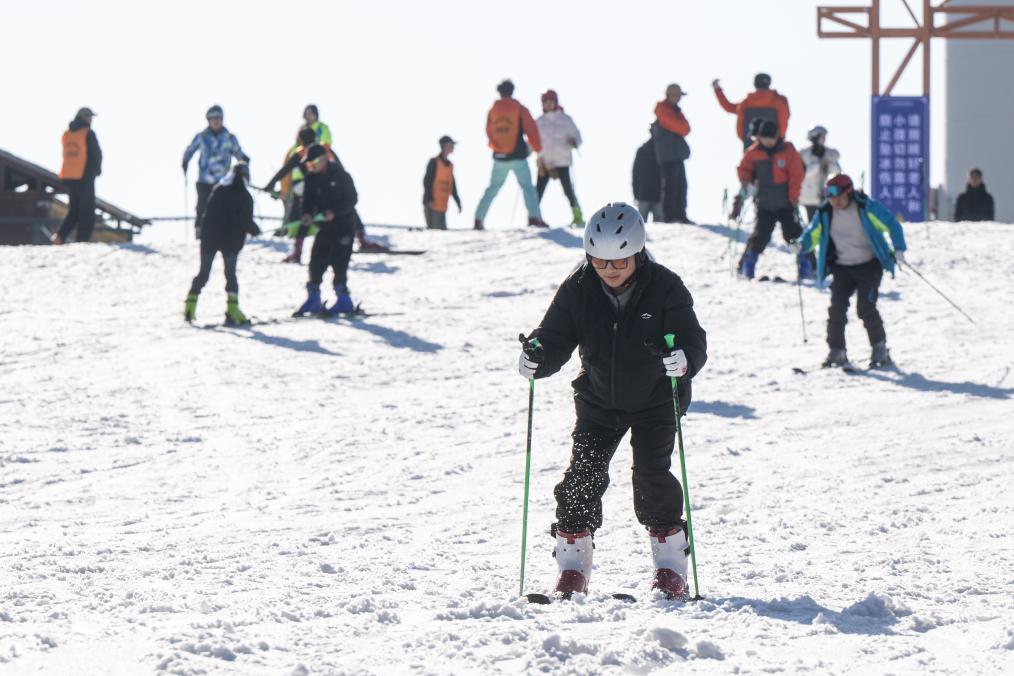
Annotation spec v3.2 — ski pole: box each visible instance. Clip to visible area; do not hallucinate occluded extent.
[183,174,189,241]
[796,277,808,343]
[663,333,702,600]
[901,261,976,325]
[518,336,541,597]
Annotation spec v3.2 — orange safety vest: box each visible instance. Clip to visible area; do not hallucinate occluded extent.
[60,128,89,180]
[431,156,454,213]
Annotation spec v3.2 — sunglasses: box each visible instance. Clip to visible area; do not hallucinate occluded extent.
[589,255,632,270]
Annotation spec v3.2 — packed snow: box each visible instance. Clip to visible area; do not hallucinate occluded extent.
[1,220,1012,674]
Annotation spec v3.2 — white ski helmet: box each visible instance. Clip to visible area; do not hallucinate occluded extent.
[584,202,645,260]
[807,125,828,142]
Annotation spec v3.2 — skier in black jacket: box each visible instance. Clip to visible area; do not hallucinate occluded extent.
[184,162,261,325]
[518,202,707,600]
[632,138,662,223]
[953,168,995,222]
[293,144,360,316]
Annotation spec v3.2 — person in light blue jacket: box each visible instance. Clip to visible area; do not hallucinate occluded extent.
[798,173,907,369]
[183,105,250,238]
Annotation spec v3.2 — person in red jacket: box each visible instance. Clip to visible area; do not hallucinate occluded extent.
[651,84,692,223]
[473,80,547,230]
[713,73,790,149]
[734,120,805,279]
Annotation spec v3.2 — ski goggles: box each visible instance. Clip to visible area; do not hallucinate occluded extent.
[588,255,632,270]
[826,185,851,197]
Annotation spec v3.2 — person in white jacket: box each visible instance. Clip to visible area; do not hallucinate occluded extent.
[535,89,584,226]
[800,125,842,221]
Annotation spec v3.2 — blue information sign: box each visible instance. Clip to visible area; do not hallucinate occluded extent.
[871,96,929,222]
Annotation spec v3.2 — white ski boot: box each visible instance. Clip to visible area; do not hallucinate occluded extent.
[553,530,593,597]
[649,526,689,600]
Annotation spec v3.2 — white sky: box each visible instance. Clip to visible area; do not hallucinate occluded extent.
[1,0,948,234]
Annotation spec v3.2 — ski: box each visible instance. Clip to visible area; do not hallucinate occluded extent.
[756,275,789,283]
[355,248,426,256]
[792,364,861,375]
[525,592,637,605]
[190,317,283,329]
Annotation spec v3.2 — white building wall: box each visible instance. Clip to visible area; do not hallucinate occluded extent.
[945,0,1014,222]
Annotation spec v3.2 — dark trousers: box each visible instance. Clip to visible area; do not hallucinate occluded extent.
[746,207,802,255]
[536,166,580,208]
[827,260,886,350]
[57,179,96,242]
[195,182,214,239]
[554,397,682,534]
[659,161,688,223]
[424,205,447,229]
[190,243,239,295]
[309,213,356,289]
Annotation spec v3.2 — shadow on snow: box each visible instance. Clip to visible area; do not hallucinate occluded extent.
[716,594,902,636]
[860,369,1012,399]
[689,400,758,419]
[343,320,443,353]
[537,228,583,249]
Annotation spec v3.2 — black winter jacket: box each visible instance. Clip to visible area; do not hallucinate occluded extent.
[531,258,707,415]
[303,160,358,224]
[632,140,662,203]
[953,183,994,222]
[200,179,258,252]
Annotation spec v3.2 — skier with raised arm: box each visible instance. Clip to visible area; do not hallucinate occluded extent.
[518,203,707,599]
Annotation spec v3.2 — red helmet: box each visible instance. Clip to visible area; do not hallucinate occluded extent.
[541,89,559,103]
[826,173,854,197]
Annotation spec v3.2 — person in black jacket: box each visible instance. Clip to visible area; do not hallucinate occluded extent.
[632,137,662,222]
[518,202,707,600]
[293,144,360,316]
[953,168,995,222]
[184,163,261,325]
[54,107,102,244]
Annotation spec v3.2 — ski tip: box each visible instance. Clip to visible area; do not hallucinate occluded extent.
[525,593,552,605]
[611,593,637,603]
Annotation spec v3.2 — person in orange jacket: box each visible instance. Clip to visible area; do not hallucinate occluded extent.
[734,120,805,280]
[651,84,692,223]
[423,135,462,229]
[473,80,547,230]
[713,73,790,150]
[54,107,102,244]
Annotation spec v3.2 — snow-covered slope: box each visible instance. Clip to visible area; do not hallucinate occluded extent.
[1,221,1012,675]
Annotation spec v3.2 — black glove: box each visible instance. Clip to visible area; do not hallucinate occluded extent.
[730,195,743,220]
[248,223,262,237]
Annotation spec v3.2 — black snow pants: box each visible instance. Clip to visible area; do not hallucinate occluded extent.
[827,259,886,350]
[190,243,239,295]
[553,396,683,535]
[308,212,356,290]
[746,207,802,255]
[57,178,97,242]
[659,161,688,223]
[536,166,580,208]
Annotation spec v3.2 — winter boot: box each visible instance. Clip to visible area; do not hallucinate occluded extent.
[796,252,815,280]
[649,526,690,600]
[184,293,198,323]
[50,233,63,245]
[869,341,893,368]
[553,530,593,597]
[473,218,485,231]
[225,293,250,326]
[571,206,585,227]
[282,238,304,264]
[528,216,549,228]
[294,283,324,316]
[324,285,356,316]
[822,348,850,368]
[740,250,758,279]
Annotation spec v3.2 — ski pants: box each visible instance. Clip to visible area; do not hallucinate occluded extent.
[190,243,239,295]
[308,212,356,290]
[57,178,96,242]
[536,166,580,208]
[659,161,688,223]
[827,259,886,350]
[474,159,542,223]
[424,205,447,230]
[553,396,683,535]
[195,181,215,239]
[637,200,664,224]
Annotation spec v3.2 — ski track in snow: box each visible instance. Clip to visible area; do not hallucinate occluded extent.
[1,223,1012,675]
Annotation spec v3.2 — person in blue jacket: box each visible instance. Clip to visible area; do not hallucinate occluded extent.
[183,105,250,238]
[798,173,907,369]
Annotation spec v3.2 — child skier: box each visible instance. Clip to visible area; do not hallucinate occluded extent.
[184,163,261,325]
[265,126,318,263]
[292,144,360,316]
[734,119,805,279]
[798,173,908,368]
[518,203,708,599]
